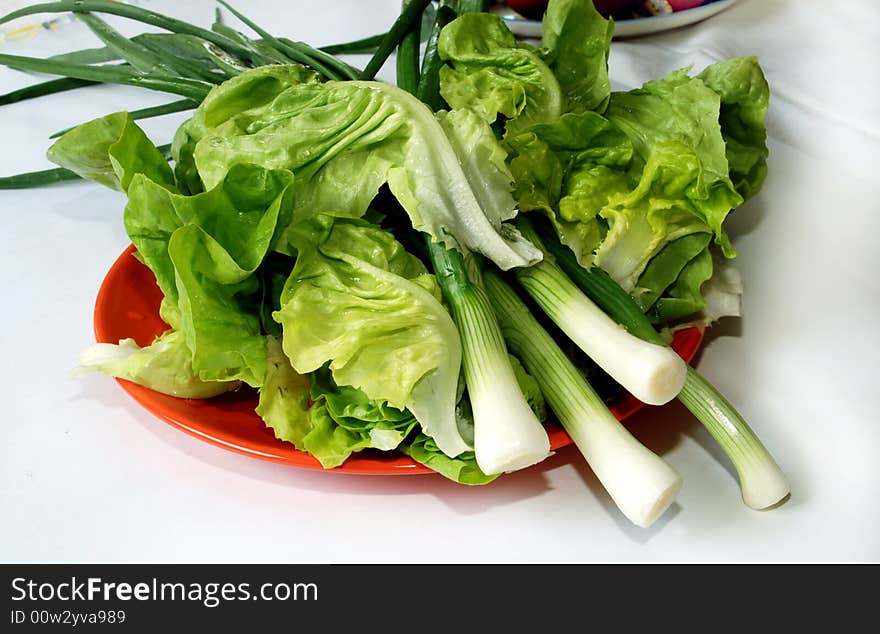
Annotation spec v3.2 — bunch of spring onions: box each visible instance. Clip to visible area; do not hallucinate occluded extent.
[0,0,789,528]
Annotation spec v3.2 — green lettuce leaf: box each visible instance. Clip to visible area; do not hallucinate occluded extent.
[436,107,517,228]
[77,330,239,398]
[47,111,175,192]
[399,434,498,485]
[257,348,419,469]
[697,56,770,200]
[256,339,379,469]
[301,402,375,469]
[438,13,562,136]
[273,214,469,458]
[310,367,416,431]
[507,110,632,263]
[173,65,540,270]
[650,246,714,323]
[602,67,744,268]
[125,163,295,386]
[311,367,418,460]
[541,0,614,113]
[507,127,565,216]
[632,233,712,313]
[511,66,746,293]
[171,63,321,194]
[591,140,730,291]
[256,335,312,447]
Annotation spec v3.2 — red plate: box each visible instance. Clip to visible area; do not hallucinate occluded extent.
[94,245,704,475]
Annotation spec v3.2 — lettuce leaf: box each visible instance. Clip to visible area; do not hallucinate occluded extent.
[438,13,562,135]
[632,233,712,313]
[273,214,469,458]
[507,110,632,263]
[541,0,614,113]
[258,342,420,469]
[436,107,517,229]
[310,367,416,433]
[600,65,749,278]
[507,63,764,303]
[256,335,312,447]
[173,65,540,270]
[47,111,175,192]
[256,340,383,469]
[650,246,714,323]
[592,140,736,292]
[309,367,418,462]
[399,434,498,485]
[124,163,295,386]
[77,330,239,398]
[697,56,770,200]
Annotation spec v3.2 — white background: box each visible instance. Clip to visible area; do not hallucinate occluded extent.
[1,0,878,562]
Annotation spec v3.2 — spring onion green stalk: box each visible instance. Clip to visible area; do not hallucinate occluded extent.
[76,14,232,86]
[530,217,790,509]
[396,1,422,95]
[215,1,356,81]
[48,45,119,65]
[0,53,213,100]
[208,21,289,65]
[49,99,198,139]
[278,37,364,81]
[484,269,681,527]
[0,1,278,67]
[74,12,176,75]
[320,33,386,55]
[429,244,550,475]
[361,0,433,80]
[514,217,687,406]
[0,77,97,106]
[0,166,80,189]
[415,0,456,112]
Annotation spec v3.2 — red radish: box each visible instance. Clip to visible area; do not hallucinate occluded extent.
[505,1,634,20]
[504,0,548,19]
[593,0,634,16]
[667,0,707,10]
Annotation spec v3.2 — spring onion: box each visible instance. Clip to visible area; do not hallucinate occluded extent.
[530,217,790,509]
[0,0,278,67]
[49,100,198,139]
[426,243,550,476]
[0,77,96,106]
[0,53,213,100]
[484,269,681,527]
[513,216,687,406]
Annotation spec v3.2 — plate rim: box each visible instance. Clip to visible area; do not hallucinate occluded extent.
[94,244,704,476]
[497,0,739,39]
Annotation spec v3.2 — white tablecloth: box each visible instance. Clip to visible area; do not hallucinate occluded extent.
[2,0,878,562]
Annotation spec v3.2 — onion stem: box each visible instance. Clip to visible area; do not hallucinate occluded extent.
[484,268,681,527]
[530,216,790,509]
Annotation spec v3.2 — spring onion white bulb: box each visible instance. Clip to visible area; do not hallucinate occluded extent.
[484,269,681,527]
[515,257,687,406]
[528,216,790,510]
[428,241,550,475]
[678,370,790,509]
